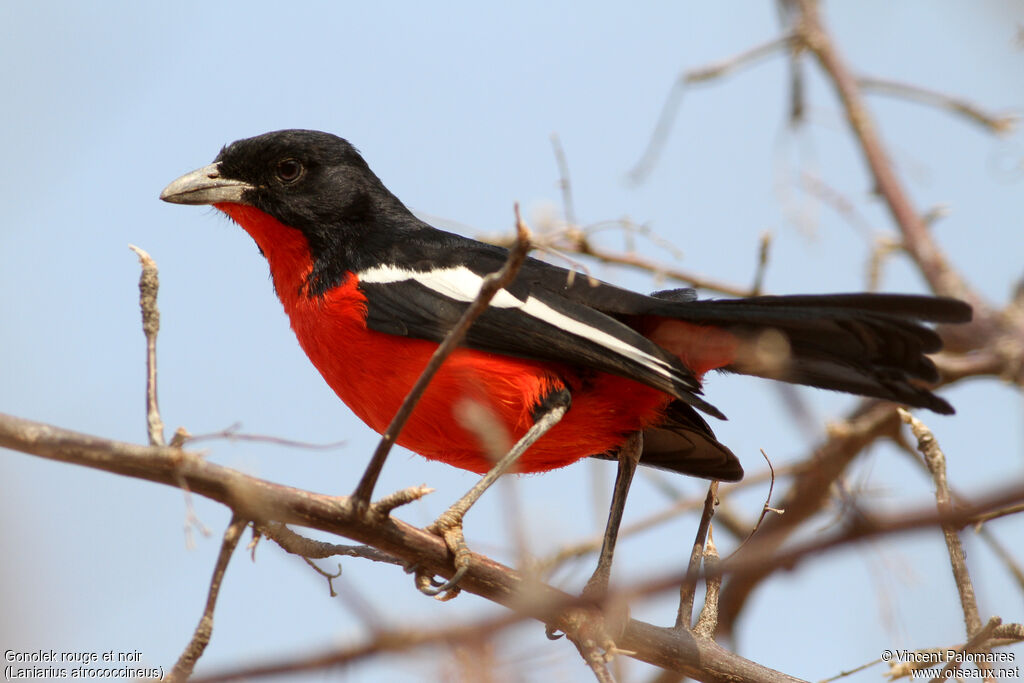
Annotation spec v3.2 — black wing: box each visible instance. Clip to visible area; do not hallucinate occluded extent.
[356,227,970,417]
[355,233,724,417]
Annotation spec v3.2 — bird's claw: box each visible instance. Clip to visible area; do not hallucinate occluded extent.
[414,511,471,600]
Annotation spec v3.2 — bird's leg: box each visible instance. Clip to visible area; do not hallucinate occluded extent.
[418,390,571,598]
[545,432,643,646]
[583,431,644,601]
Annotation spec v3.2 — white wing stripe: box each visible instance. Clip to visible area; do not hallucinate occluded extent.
[359,264,677,379]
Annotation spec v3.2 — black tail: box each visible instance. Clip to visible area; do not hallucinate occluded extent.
[674,293,971,415]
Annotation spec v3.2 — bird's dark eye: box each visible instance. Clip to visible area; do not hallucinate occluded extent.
[275,158,303,183]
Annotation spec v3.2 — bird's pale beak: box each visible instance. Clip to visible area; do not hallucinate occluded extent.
[160,163,253,205]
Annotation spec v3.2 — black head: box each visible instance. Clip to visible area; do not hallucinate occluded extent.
[213,130,393,230]
[161,129,422,288]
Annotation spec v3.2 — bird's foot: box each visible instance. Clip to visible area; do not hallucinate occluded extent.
[414,508,470,600]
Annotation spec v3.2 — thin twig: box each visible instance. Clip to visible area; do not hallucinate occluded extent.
[190,609,536,683]
[565,237,756,297]
[352,208,532,506]
[185,423,347,450]
[617,491,1024,617]
[927,616,1001,683]
[573,636,617,683]
[538,461,805,576]
[817,657,881,683]
[858,76,1018,135]
[693,527,720,638]
[629,32,796,182]
[751,232,773,295]
[799,171,876,239]
[551,133,578,230]
[717,400,901,635]
[794,0,982,313]
[485,219,757,297]
[971,502,1024,527]
[676,482,718,630]
[168,514,247,682]
[881,621,1024,681]
[898,409,984,642]
[895,424,1024,602]
[976,527,1024,596]
[129,245,164,446]
[257,521,407,567]
[300,557,342,597]
[372,484,435,516]
[729,449,783,558]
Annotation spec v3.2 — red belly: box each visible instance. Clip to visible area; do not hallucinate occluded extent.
[286,276,671,473]
[215,203,675,474]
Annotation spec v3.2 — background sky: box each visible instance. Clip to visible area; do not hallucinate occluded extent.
[2,2,1023,681]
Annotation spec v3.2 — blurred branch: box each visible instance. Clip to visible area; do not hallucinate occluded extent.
[927,616,1000,682]
[557,235,757,297]
[535,461,803,577]
[858,76,1018,135]
[485,224,759,297]
[191,609,530,683]
[716,400,901,635]
[898,409,985,648]
[623,480,1024,611]
[793,0,985,316]
[629,32,797,183]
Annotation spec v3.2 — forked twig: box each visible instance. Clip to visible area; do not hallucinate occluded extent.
[676,482,718,630]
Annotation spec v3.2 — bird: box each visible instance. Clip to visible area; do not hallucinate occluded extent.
[161,128,970,598]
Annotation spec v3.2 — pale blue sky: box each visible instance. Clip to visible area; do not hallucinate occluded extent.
[2,2,1022,680]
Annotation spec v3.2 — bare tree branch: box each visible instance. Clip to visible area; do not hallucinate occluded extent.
[629,32,797,183]
[5,409,1023,680]
[676,483,717,630]
[168,514,247,682]
[793,0,984,315]
[899,409,984,642]
[858,76,1018,135]
[717,401,901,635]
[0,411,811,682]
